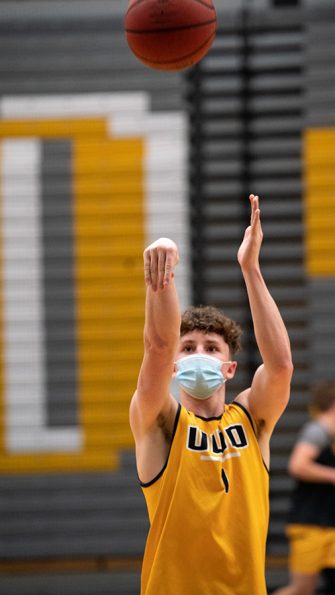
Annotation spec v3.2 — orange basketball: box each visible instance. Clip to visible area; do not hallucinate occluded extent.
[125,0,217,72]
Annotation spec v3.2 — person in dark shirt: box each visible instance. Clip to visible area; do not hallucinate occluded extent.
[273,381,335,595]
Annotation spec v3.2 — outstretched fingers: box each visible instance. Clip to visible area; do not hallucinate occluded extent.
[143,239,179,292]
[163,250,174,288]
[157,248,166,291]
[143,247,171,291]
[150,249,159,291]
[249,194,260,229]
[144,250,152,288]
[157,248,176,290]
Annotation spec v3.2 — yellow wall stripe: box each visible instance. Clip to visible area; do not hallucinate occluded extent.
[73,136,145,461]
[0,451,119,473]
[0,119,108,139]
[0,143,4,455]
[305,128,335,276]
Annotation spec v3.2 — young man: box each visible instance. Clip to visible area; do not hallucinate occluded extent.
[130,195,293,594]
[273,381,335,595]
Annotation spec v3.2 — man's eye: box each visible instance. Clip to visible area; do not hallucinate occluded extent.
[207,346,216,352]
[184,346,194,352]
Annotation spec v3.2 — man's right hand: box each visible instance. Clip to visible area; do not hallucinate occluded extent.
[237,194,263,272]
[143,238,179,292]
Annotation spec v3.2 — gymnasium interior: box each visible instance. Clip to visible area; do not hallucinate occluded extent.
[0,0,334,593]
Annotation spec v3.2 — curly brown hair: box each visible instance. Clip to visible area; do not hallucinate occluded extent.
[180,306,242,357]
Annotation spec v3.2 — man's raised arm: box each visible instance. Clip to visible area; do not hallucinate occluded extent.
[130,238,180,438]
[236,195,293,435]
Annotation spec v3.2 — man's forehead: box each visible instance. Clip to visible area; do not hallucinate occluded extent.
[180,331,226,345]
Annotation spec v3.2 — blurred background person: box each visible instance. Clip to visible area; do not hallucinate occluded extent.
[273,381,335,595]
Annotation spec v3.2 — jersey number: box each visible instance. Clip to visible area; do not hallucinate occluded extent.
[221,468,229,493]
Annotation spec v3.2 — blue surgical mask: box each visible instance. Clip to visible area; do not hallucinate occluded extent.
[175,354,229,400]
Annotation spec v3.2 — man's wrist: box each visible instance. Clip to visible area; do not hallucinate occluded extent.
[240,263,262,277]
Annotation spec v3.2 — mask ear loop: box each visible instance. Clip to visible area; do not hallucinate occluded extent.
[221,361,233,373]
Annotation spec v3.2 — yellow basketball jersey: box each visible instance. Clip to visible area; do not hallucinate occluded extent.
[141,402,269,595]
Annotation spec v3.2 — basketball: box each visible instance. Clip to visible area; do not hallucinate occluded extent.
[125,0,217,72]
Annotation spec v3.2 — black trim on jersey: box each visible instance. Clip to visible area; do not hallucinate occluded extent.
[192,412,223,421]
[140,402,182,488]
[233,401,255,432]
[233,401,270,475]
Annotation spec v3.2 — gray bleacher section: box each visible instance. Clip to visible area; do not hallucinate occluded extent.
[1,452,147,559]
[0,452,144,595]
[0,2,183,110]
[0,1,335,594]
[0,571,140,595]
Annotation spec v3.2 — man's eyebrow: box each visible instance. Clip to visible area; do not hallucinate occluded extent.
[181,338,222,347]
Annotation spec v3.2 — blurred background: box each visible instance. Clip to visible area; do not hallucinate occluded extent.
[0,0,334,593]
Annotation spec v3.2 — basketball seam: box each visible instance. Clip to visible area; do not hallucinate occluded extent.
[125,18,217,35]
[126,0,146,16]
[193,0,216,10]
[129,30,216,66]
[126,0,216,17]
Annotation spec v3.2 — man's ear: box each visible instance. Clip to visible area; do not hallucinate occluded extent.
[224,361,237,380]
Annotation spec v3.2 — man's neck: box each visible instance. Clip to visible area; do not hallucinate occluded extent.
[181,390,225,419]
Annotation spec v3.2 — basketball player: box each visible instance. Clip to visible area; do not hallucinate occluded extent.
[273,381,335,595]
[130,194,293,594]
